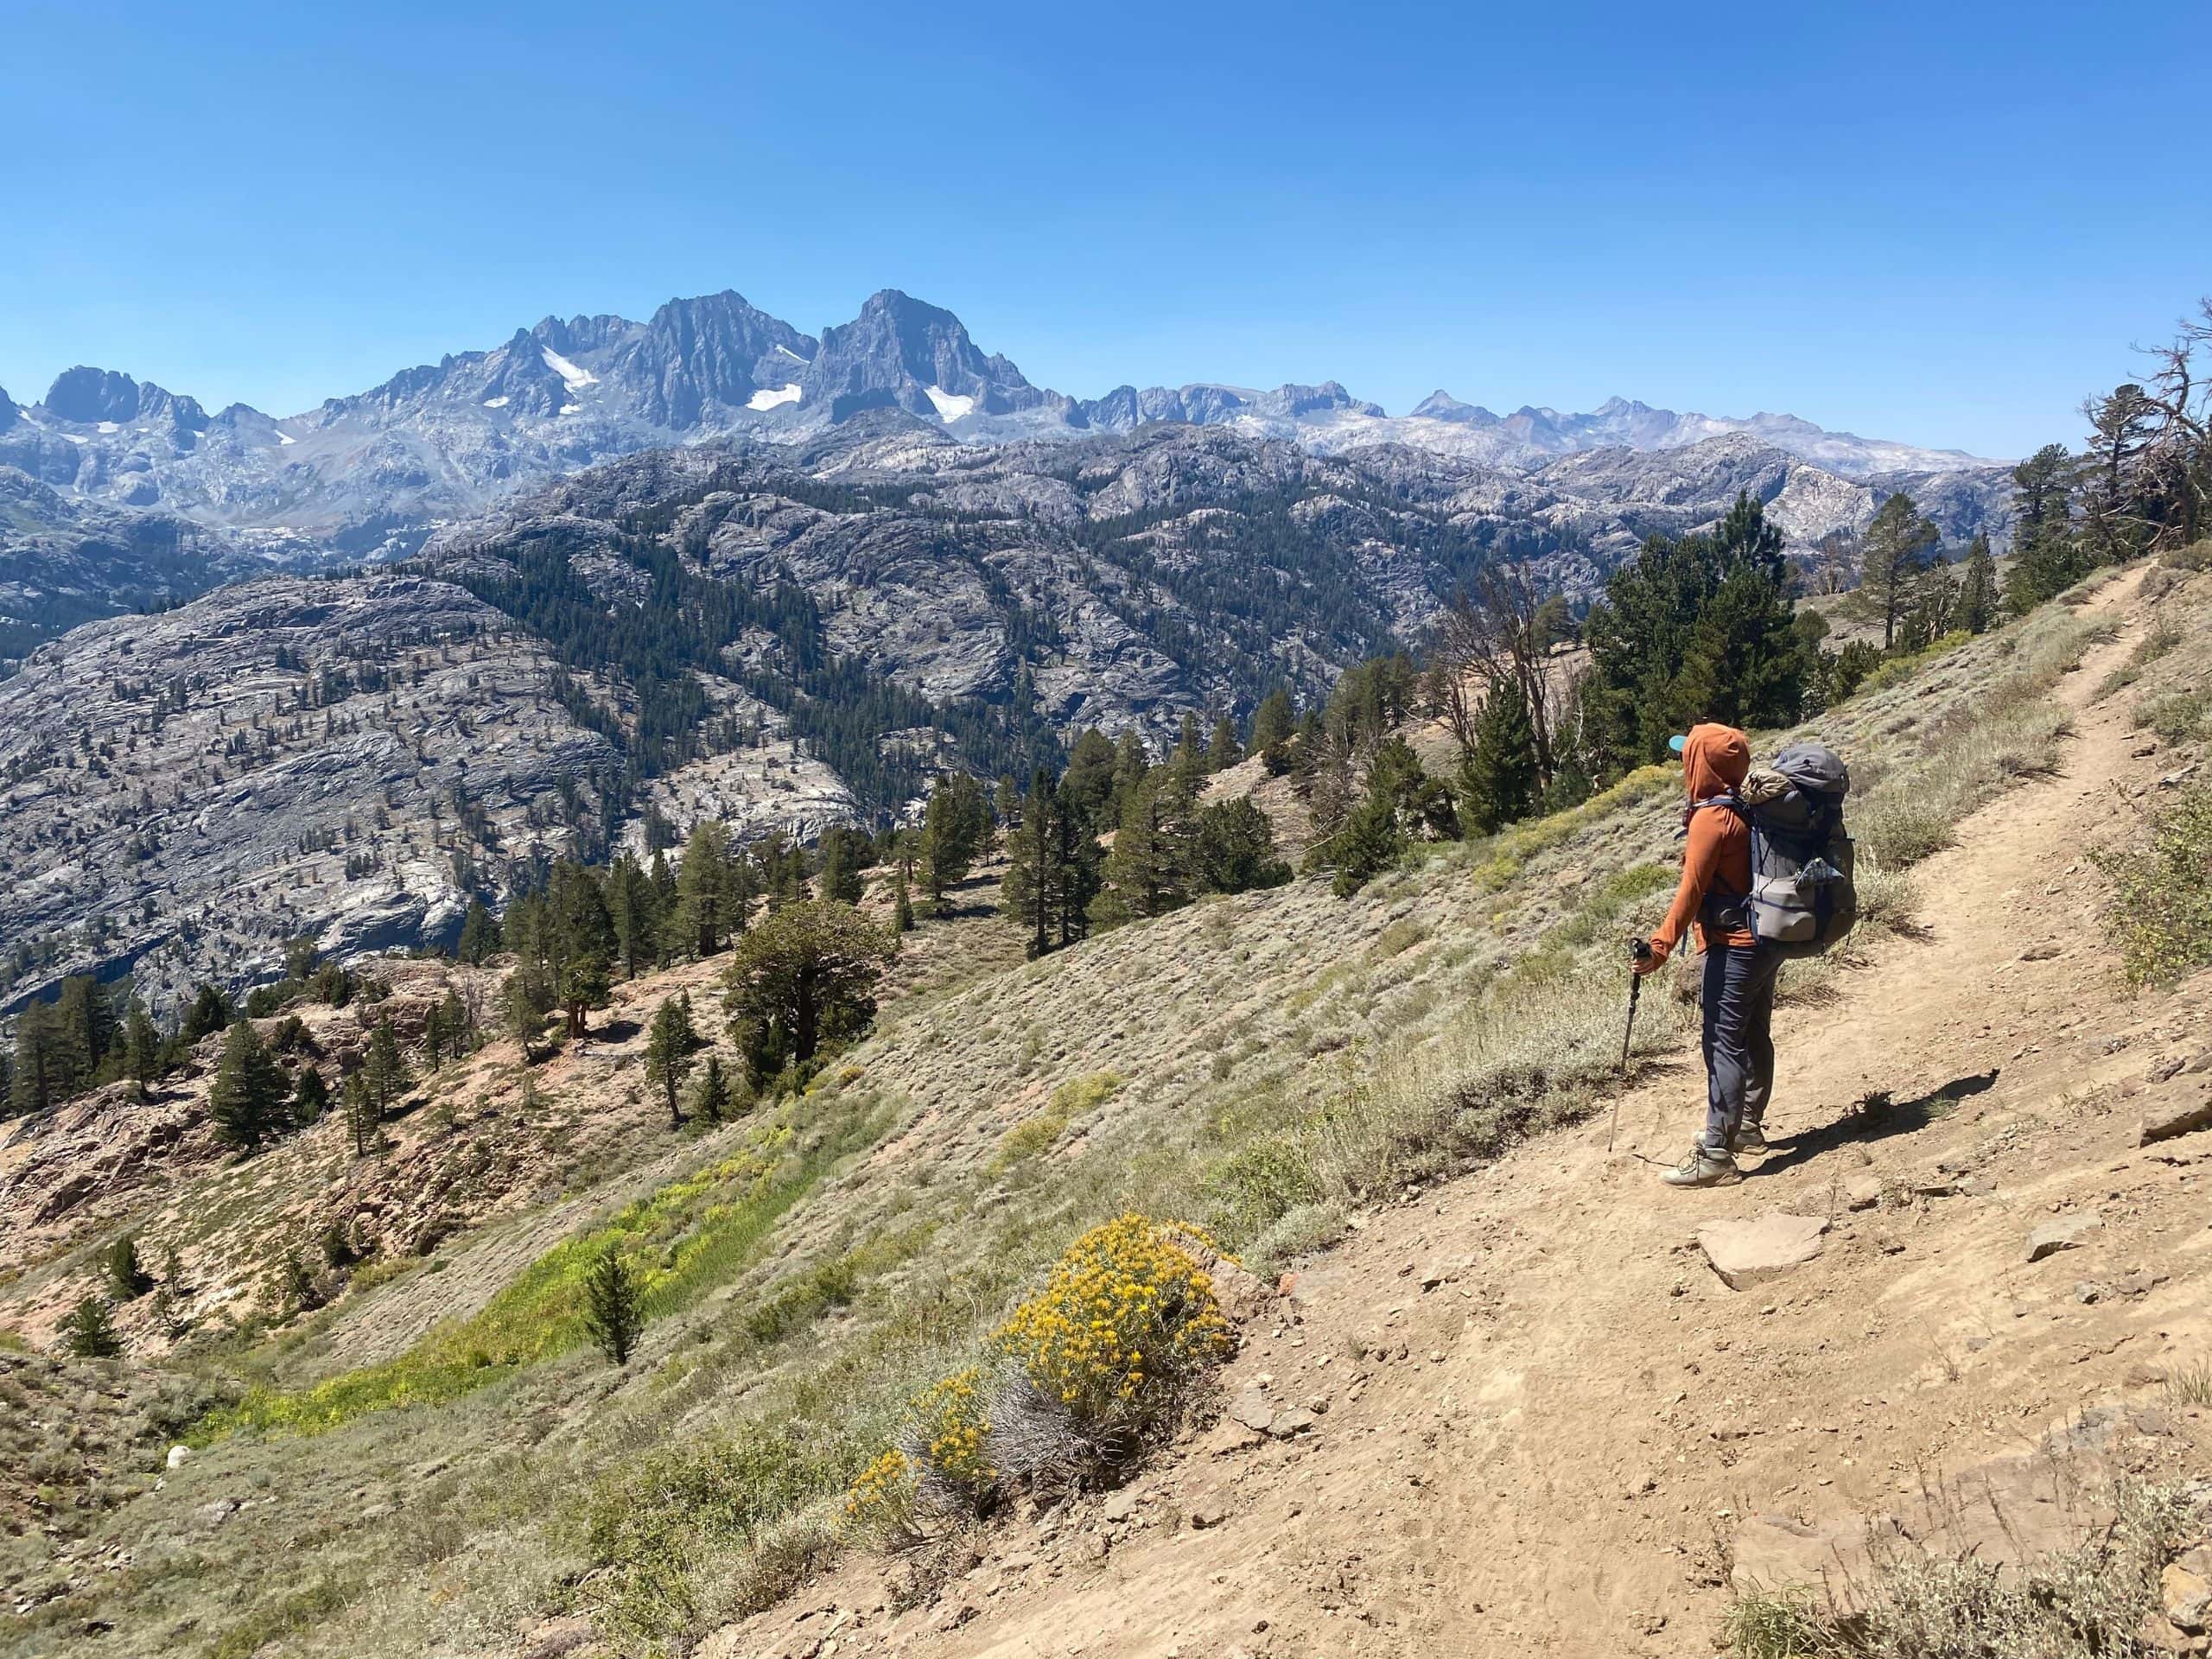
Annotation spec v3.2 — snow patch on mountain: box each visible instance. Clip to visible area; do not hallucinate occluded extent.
[540,346,598,391]
[747,384,803,411]
[482,396,510,410]
[925,385,976,422]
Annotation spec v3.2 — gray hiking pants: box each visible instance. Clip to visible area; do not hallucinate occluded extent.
[1700,940,1780,1154]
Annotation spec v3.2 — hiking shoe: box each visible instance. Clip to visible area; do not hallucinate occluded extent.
[1661,1147,1743,1188]
[1728,1124,1769,1156]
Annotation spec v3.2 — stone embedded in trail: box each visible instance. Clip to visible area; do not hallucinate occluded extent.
[1228,1389,1276,1435]
[1696,1212,1829,1291]
[2162,1551,2212,1631]
[2139,1095,2212,1146]
[2023,1212,2103,1262]
[1845,1176,1884,1211]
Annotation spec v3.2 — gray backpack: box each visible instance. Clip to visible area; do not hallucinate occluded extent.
[1737,743,1857,957]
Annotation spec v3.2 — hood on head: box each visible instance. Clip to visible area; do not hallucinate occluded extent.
[1682,722,1751,800]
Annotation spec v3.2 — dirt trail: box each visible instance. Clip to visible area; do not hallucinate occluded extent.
[725,568,2212,1659]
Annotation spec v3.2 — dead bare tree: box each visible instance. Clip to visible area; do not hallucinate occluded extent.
[1436,561,1558,791]
[2132,298,2212,550]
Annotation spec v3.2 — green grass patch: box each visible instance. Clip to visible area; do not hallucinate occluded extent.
[207,1575,362,1659]
[2145,686,2212,742]
[990,1071,1122,1172]
[204,1104,890,1437]
[2096,782,2212,986]
[1855,629,1971,698]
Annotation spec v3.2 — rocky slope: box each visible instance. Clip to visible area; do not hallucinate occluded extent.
[0,575,631,1014]
[1,565,2203,1659]
[0,405,2015,1014]
[0,467,288,671]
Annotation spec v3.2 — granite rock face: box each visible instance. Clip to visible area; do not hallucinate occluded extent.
[0,575,620,1013]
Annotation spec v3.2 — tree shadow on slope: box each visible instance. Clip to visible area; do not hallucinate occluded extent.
[1755,1070,2000,1178]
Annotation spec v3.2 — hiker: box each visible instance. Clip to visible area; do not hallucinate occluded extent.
[1634,721,1777,1188]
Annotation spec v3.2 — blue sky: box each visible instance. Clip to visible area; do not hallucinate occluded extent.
[5,0,2206,458]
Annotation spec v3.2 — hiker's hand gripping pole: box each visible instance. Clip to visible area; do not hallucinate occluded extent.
[1607,938,1652,1152]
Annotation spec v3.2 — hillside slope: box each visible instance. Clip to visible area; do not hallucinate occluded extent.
[707,563,2212,1659]
[3,565,2207,1659]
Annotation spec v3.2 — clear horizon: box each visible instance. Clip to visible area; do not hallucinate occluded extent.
[5,0,2207,460]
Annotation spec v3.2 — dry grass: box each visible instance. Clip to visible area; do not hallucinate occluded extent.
[4,588,2131,1659]
[1722,1478,2204,1659]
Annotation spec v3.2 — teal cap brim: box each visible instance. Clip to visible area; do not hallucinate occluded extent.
[1668,734,1688,755]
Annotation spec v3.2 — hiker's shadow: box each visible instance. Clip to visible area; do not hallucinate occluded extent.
[1754,1071,1999,1178]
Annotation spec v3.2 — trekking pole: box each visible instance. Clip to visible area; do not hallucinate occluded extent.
[1607,938,1652,1153]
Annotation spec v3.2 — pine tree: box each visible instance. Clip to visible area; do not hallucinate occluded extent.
[209,1020,287,1151]
[721,900,897,1084]
[645,994,697,1128]
[1206,716,1241,772]
[892,869,916,932]
[9,1003,68,1116]
[675,821,734,956]
[54,976,117,1090]
[1578,494,1807,777]
[291,1065,330,1125]
[1094,766,1196,926]
[363,1015,411,1116]
[1001,767,1060,957]
[1858,498,1929,654]
[438,989,469,1058]
[692,1053,733,1124]
[62,1295,123,1359]
[1109,730,1150,822]
[582,1245,645,1366]
[106,1235,152,1300]
[2005,443,2087,612]
[122,1000,162,1100]
[1189,798,1291,893]
[505,969,552,1065]
[549,861,615,1038]
[423,1000,451,1070]
[1059,729,1119,823]
[1052,777,1103,948]
[1457,678,1541,836]
[180,982,233,1044]
[2080,383,2160,565]
[342,1073,384,1157]
[1308,738,1459,897]
[606,854,661,977]
[1957,532,1999,634]
[816,826,867,905]
[1248,687,1295,756]
[456,899,501,965]
[918,774,988,906]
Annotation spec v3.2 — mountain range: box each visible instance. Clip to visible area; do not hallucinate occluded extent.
[0,287,2005,554]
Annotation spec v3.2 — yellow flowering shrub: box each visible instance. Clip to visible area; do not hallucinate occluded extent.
[909,1367,995,1506]
[841,1447,917,1541]
[842,1217,1237,1539]
[994,1214,1234,1432]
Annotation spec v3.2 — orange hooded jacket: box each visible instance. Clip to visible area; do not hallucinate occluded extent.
[1645,722,1756,965]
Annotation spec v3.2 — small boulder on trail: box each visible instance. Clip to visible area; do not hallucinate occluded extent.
[2024,1212,2103,1263]
[1697,1211,1829,1291]
[2139,1094,2212,1147]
